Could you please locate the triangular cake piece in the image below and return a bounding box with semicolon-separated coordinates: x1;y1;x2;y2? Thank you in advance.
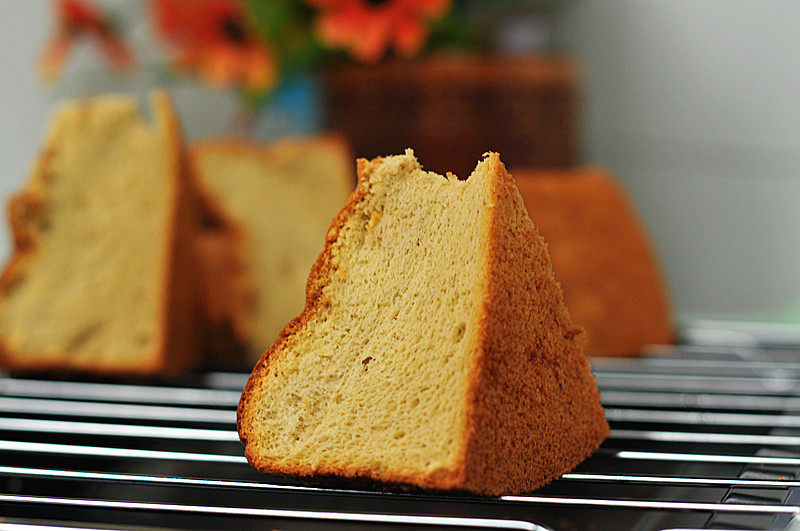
237;150;608;495
191;137;353;361
0;92;204;374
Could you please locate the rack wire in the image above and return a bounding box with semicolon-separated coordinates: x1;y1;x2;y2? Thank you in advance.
1;343;800;530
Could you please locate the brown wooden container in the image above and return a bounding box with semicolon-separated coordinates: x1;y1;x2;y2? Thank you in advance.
323;54;577;177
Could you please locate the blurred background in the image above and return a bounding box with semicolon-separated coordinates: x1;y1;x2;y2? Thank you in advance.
1;0;800;341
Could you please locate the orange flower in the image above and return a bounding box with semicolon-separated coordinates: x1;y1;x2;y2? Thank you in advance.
39;0;134;81
151;0;277;93
308;0;450;63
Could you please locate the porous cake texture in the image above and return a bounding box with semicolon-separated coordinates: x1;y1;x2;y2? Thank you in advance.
238;150;608;495
0;92;206;374
515;168;672;357
191;137;353;361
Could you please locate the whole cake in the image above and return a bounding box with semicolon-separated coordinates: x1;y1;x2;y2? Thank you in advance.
0;91;222;374
238;150;608;495
191;137;353;362
515;168;672;357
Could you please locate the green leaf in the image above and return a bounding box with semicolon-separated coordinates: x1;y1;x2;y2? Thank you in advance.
241;0;324;73
242;0;295;43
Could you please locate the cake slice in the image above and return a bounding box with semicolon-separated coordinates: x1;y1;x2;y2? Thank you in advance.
0;91;202;374
191;183;252;369
515;168;672;357
191;137;353;361
238;150;608;495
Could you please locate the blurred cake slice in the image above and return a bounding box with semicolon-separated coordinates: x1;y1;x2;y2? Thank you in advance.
191;137;353;362
0;91;203;374
515;167;673;357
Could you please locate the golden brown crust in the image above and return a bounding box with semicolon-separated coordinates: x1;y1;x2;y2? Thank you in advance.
460;154;608;495
0;149;61;369
238;153;608;494
0;149;57;305
184;148;252;367
514;168;673;357
145;91;196;375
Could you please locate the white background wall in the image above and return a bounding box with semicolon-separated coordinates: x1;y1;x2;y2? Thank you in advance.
1;1;799;324
553;1;800;323
0;0;54;251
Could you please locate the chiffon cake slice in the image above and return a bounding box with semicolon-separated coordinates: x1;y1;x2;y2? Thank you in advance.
191;137;353;362
0;92;202;374
238;150;609;495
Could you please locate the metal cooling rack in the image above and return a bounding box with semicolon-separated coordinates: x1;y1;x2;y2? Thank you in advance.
2;341;800;529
